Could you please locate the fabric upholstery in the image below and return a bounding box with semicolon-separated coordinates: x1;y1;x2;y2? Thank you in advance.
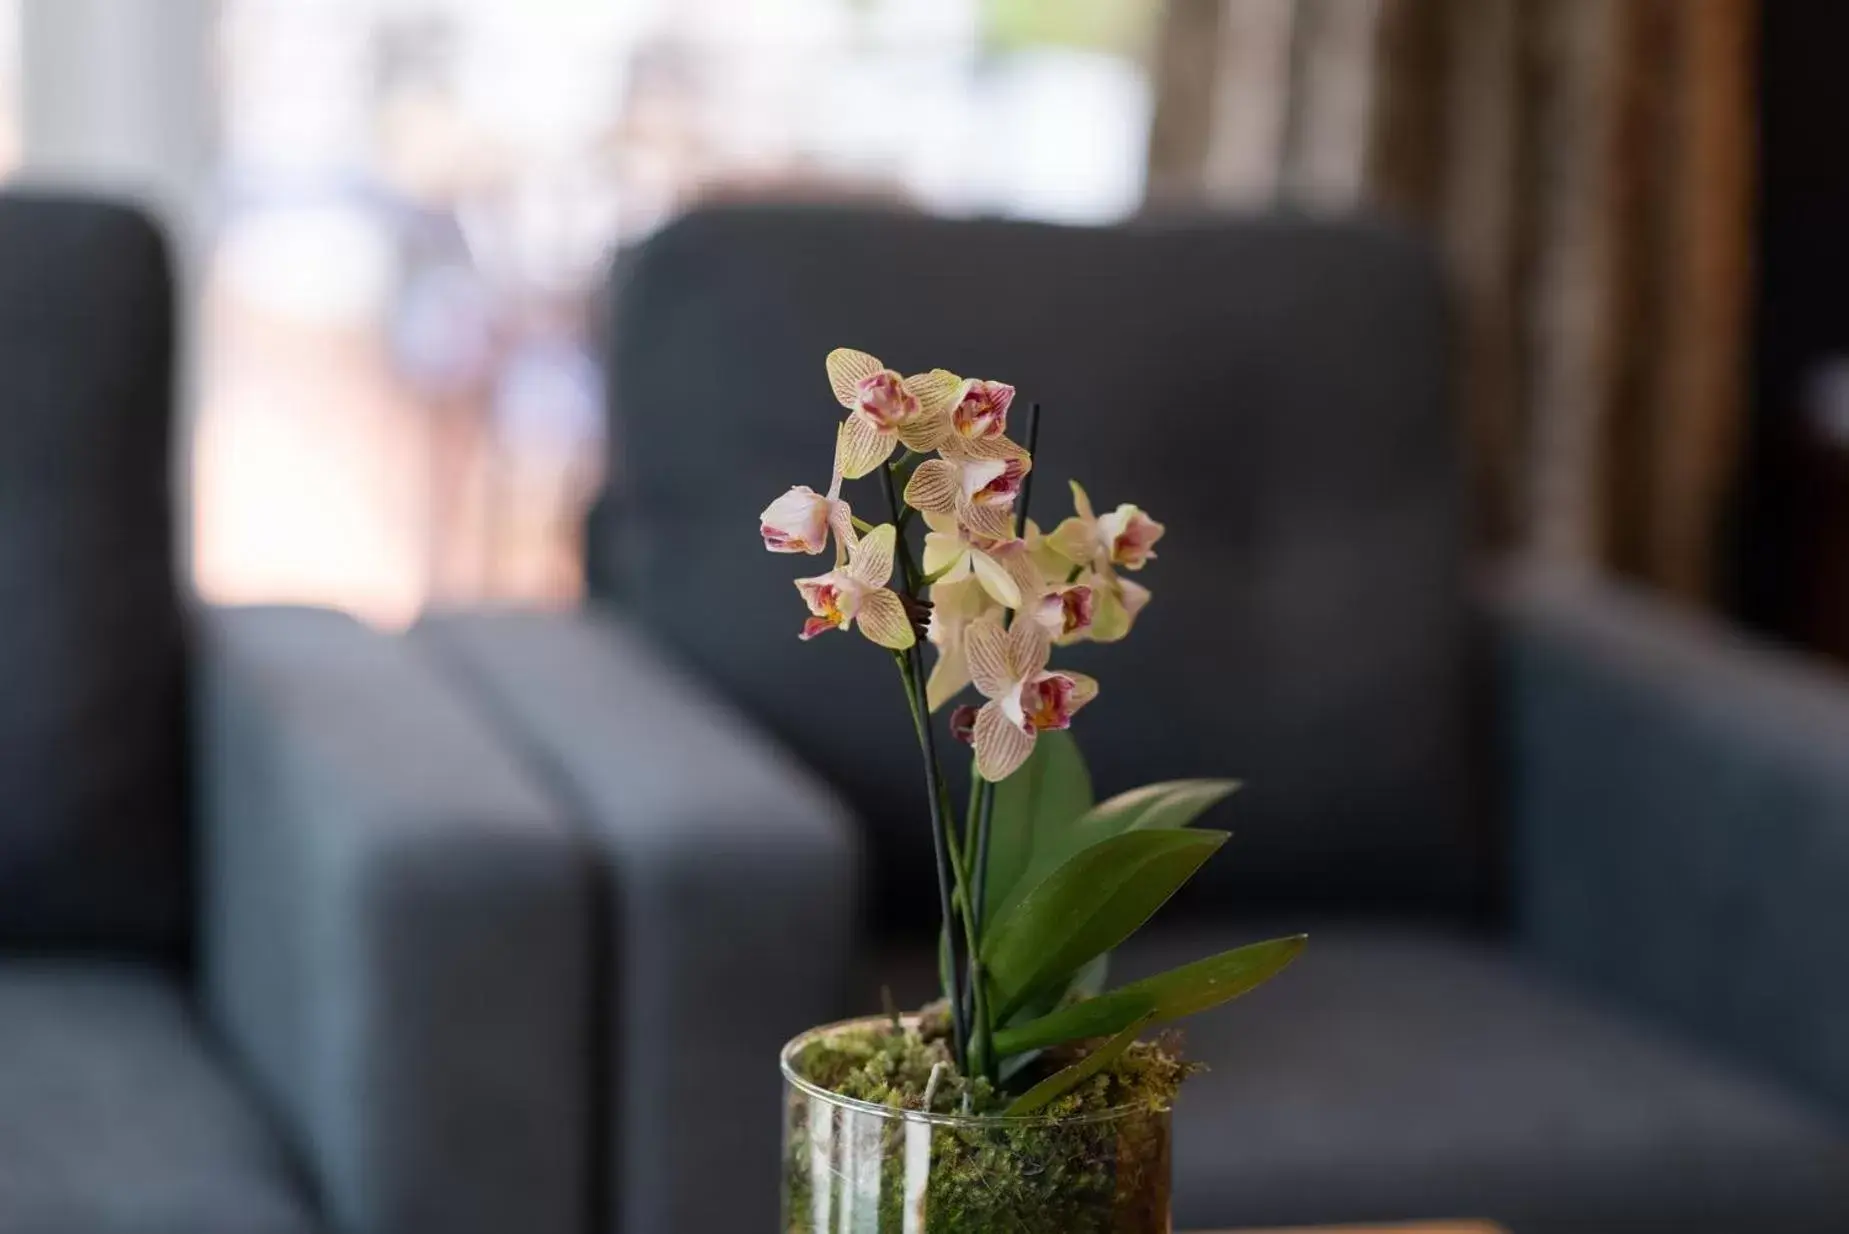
0;192;187;951
415;608;861;1234
1131;925;1849;1234
0;962;319;1234
198;606;592;1234
857;926;1849;1233
595;205;1479;929
1495;565;1849;1119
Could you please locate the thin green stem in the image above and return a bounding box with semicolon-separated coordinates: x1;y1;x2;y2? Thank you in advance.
962;402;1042;1083
884;468;924;590
881;462;973;1073
970;774;997;927
892;650;969;1071
1012;401;1043;543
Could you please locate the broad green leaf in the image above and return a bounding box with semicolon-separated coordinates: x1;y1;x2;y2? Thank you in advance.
1078;779;1239;838
989;778;1239;928
982;829;1228;1022
1004;953;1110;1028
980;729;1092;924
1068;952;1111;1001
1003;1014;1154;1116
993;935;1308;1057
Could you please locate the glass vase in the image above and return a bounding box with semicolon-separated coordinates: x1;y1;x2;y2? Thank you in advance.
781;1017;1172;1234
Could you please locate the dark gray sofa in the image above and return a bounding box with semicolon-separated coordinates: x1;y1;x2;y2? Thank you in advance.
419;205;1849;1233
0;193;593;1234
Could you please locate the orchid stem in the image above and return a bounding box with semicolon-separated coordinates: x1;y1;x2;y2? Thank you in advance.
881;461;971;1073
962;401;1041;1084
1013;401;1042;545
892;649;969;1072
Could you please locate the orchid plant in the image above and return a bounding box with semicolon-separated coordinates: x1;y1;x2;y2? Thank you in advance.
760;348;1304;1111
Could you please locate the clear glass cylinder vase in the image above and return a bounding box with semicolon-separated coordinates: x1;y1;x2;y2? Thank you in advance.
781;1018;1173;1234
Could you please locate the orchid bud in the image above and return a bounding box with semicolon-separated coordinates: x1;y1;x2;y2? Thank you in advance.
949;704;980;746
1098;504;1164;570
760;486;834;554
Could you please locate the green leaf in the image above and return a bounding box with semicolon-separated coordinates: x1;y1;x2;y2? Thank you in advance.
989;778;1239;928
982;829;1228;1022
1078;779;1239;837
1068;952;1111;1001
1003;1014;1154;1116
993;935;1308;1057
981;730;1093;924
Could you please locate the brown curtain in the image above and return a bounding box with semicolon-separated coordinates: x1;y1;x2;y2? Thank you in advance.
1147;0;1757;606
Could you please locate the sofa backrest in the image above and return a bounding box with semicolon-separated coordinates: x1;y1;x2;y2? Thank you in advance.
593;205;1482;931
0;194;188;952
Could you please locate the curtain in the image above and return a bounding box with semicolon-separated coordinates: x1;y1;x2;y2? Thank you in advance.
1147;0;1757;605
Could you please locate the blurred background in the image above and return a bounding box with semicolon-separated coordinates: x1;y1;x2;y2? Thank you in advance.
10;3;1849;1234
6;0;1833;651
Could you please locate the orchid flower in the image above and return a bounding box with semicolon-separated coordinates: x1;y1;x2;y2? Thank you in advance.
905;370;1022;457
924;575;1001;711
928;538;1078;708
759;454;855;565
963;615;1098;782
1047;480;1165;571
793;524;916;649
902;447;1032;541
1045;481;1162;642
1027;582;1096;644
827;348;957;479
920;510;1022;608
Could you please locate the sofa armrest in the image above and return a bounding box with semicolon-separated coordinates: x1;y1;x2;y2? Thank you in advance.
414;609;862;1234
197;607;592;1234
1493;565;1849;1110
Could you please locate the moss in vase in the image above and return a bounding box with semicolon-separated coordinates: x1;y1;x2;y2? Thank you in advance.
783;1018;1195;1233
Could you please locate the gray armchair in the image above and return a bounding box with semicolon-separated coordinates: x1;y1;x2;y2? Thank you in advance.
0;194;591;1234
419;205;1849;1234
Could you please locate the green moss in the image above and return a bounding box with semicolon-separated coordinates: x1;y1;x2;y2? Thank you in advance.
783;1019;1195;1233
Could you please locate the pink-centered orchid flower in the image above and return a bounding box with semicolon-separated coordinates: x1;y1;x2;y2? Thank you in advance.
759;470;854;565
951;378;1014;440
827;348;956;479
963;616;1098;782
1047;480;1165;572
1028;583;1096;644
903;449;1032;541
903;369;1021;452
793;524;916;650
1045;481;1161;643
906;369;1018;446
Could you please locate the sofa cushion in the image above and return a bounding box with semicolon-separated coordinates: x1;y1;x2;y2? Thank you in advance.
597;205;1478;930
861;925;1849;1232
0;963;319;1234
0;194;187;950
1116;926;1849;1234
